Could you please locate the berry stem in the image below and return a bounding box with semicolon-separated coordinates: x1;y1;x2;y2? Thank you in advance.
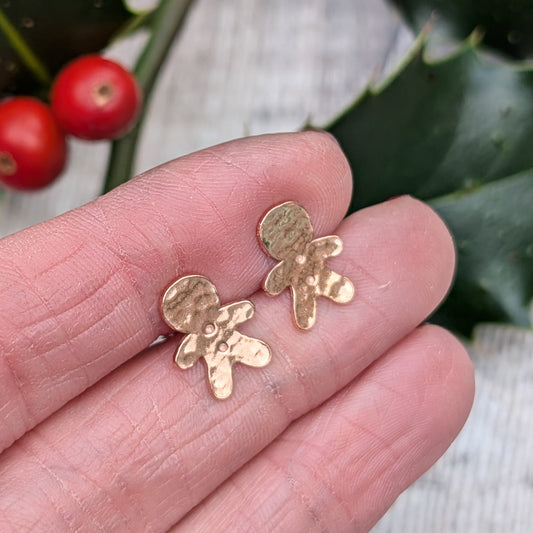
102;0;195;194
0;6;52;87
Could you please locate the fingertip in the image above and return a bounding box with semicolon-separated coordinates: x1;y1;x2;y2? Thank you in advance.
391;196;457;292
380;323;475;457
416;323;475;427
378;196;457;311
333;195;457;341
296;130;353;219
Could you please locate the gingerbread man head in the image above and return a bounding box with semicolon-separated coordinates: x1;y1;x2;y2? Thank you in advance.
258;201;314;260
161;275;220;334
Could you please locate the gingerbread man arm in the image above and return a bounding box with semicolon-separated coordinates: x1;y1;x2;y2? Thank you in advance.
291;284;318;330
264;262;289;295
218;301;254;326
175;334;203;369
205;357;233;400
319;267;355;304
310;235;343;259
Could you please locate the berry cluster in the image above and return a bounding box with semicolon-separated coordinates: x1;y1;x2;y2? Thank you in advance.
0;55;142;191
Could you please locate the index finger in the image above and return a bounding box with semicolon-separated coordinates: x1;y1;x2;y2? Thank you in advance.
0;131;352;452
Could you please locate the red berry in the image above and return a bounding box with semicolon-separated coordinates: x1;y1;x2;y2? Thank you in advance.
0;97;67;191
51;55;142;140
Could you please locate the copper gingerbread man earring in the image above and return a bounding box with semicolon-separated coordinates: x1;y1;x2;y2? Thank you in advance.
258;201;354;330
160;275;271;399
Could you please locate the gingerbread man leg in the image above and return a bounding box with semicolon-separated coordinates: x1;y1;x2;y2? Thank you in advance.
291;284;318;330
319;267;355;304
232;334;272;368
205;357;234;400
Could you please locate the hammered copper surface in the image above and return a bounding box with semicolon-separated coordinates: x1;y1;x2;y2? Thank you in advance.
161;275;271;399
259;201;354;330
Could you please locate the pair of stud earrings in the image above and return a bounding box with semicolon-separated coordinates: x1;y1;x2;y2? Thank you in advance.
160;201;355;399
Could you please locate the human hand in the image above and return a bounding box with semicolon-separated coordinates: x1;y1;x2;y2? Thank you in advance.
0;132;474;532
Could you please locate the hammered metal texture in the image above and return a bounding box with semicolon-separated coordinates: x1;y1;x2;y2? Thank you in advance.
161;275;271;399
259;202;355;330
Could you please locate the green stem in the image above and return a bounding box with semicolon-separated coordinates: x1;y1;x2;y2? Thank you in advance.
102;0;195;194
0;6;52;87
109;9;155;44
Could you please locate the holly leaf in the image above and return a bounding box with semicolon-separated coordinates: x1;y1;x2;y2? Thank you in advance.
430;172;533;334
0;0;135;97
389;0;533;58
326;37;533;335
